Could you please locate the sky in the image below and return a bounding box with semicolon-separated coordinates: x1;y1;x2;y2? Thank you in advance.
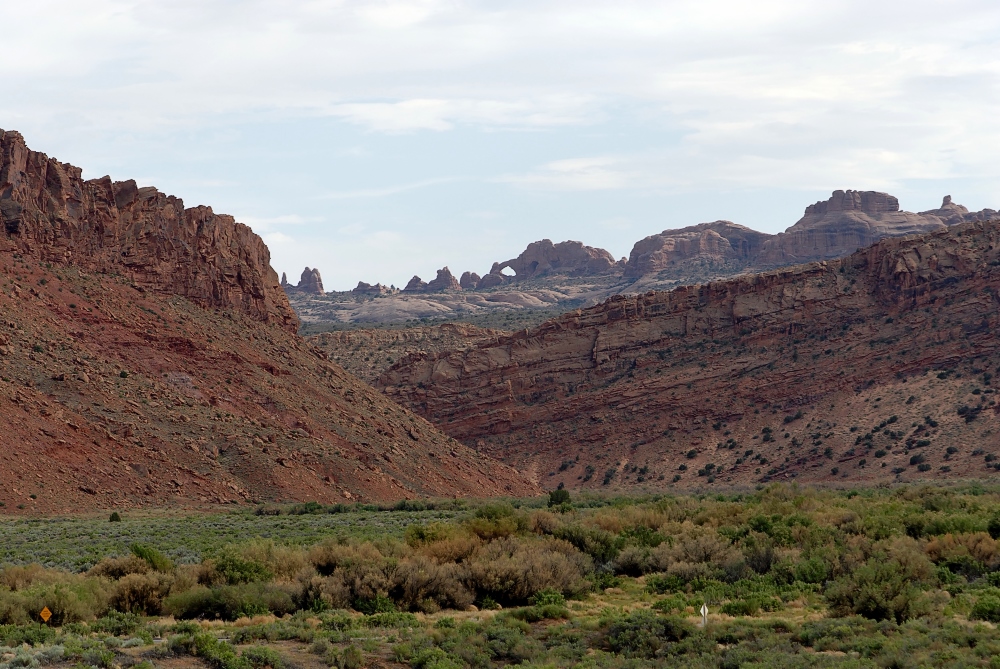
2;1;999;290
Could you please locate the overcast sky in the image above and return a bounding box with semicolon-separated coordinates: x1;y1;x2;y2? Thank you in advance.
3;1;999;289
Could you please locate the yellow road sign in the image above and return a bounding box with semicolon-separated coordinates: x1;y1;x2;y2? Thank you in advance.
40;607;52;623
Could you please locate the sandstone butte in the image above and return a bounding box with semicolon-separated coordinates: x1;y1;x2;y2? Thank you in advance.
626;191;998;280
0;129;534;513
379;218;1000;490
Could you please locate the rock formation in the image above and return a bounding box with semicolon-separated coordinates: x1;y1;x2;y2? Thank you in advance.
489;239;620;281
404;268;461;293
353;281;393;296
404;275;428;292
624;221;773;279
295;267;325;294
476;272;508;289
0;129;298;332
754;190;986;266
426;267;461;292
459;271;481;290
380;218;1000;489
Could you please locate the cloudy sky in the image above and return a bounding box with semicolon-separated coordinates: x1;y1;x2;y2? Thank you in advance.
3;1;999;289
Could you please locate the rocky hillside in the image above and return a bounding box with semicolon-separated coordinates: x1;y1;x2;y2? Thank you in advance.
0;130;535;513
379;219;1000;490
308;323;507;383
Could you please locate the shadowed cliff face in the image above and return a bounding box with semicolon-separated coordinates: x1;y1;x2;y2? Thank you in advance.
379;220;1000;489
0;129;298;332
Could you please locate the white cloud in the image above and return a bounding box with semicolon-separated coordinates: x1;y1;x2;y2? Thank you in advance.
499;157;636;191
317;177;465;199
4;0;1000;288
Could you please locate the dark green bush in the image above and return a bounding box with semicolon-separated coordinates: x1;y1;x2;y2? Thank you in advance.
91;611;143;636
164;584;296;621
213;555;274;585
0;622;56;647
971;596;1000;622
605;610;692;658
825;559;928;623
548;489;571;507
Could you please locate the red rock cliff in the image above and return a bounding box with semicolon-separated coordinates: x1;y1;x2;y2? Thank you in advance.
0;129;297;331
379;219;1000;489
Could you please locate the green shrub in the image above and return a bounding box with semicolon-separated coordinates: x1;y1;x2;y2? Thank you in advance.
91;611;143;636
411;647;461;669
240;646;287;669
0;622;56;647
971;596;1000;622
793;557;829;584
213;554;274;585
353;594;395;615
605;610;692;658
552;525;623;563
548;489;571;507
130;544;173;572
825;559;929;623
163;584;296;621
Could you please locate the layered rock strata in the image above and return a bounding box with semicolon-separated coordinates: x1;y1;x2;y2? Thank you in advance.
380;219;1000;489
0;129;297;332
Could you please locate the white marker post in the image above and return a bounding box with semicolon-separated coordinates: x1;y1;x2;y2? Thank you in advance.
700;603;708;628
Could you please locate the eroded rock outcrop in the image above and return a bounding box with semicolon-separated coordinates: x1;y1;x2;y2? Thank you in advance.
755;190;985;266
297;267;325;294
380;218;1000;490
490;239;620;281
404;268;461;293
353;281;393;296
0;129;297;331
460;271;481;290
625;221;772;279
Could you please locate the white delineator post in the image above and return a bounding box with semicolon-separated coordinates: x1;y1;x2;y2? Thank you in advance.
700;603;708;628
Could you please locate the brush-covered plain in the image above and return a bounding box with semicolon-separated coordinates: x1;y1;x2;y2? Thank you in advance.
6;485;1000;668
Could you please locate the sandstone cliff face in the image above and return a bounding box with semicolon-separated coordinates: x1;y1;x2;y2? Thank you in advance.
380;219;1000;489
625;221;772;279
0;129;297;332
754;190;983;266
